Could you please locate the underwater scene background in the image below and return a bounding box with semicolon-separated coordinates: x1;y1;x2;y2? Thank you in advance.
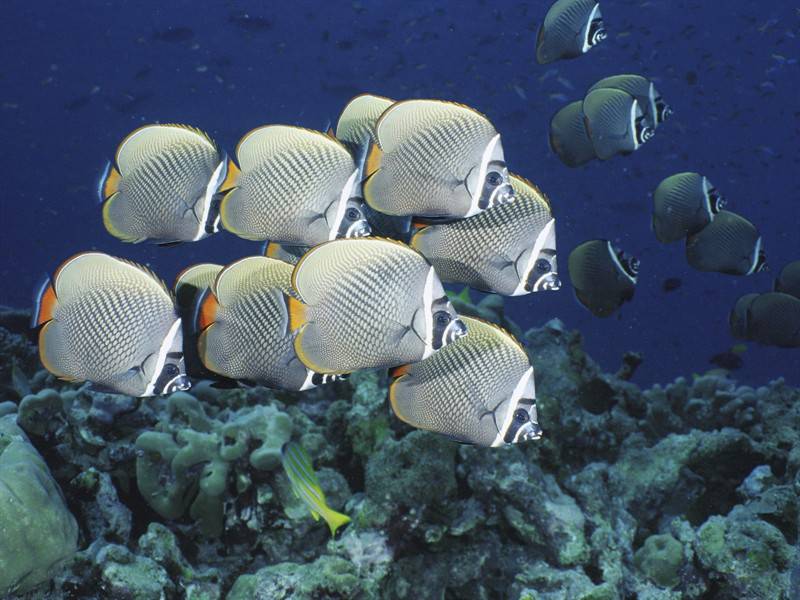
0;0;799;598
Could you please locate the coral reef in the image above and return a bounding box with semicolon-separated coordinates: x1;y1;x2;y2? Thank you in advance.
0;307;799;599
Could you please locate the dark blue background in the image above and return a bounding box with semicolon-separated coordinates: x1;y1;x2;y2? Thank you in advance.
1;0;797;386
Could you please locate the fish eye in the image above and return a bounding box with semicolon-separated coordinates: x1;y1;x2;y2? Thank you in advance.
513;409;529;422
346;207;361;221
485;171;503;187
434;310;451;327
628;257;640;274
535;258;551;273
163;363;179;377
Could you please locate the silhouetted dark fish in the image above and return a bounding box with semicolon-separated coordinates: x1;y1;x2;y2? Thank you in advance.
662;278;682;292
105;91;153;114
709;352;743;370
134;66;152;80
151;27;195;43
228;12;272;32
64;95;91;111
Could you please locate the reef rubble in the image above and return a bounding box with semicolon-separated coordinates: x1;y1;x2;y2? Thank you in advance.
0;306;798;600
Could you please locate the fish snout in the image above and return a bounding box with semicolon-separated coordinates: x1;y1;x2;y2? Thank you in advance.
166;375;192;394
517;421;543;442
347;220;372;238
444;318;468;345
539;272;561;291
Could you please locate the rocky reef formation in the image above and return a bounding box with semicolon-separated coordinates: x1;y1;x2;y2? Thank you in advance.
0;306;798;599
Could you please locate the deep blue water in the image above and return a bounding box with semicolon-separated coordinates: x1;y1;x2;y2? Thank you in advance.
1;0;797;386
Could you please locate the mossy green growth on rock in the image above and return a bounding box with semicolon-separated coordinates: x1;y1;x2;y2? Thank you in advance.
135;392;291;536
0;415;78;595
634;533;684;588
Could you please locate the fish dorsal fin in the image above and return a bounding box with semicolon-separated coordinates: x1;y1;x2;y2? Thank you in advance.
287;296;308;332
363;142;383;178
219;158;241;192
291;237;421;304
460;315;528;357
174;263;223;296
375;99;491;154
235;125;351;171
509;173;552;211
116;124;216;175
213;256;293;307
53;252;172;304
336;93;394;142
100;164;122;200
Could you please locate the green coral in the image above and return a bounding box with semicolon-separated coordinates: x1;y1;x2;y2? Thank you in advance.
135;392;291;536
634;534;684;588
0;415;78;595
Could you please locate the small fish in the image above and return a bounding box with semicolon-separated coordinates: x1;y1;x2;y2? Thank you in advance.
363;99;514;219
33;252;189;396
228;12;272;32
263;241;307;265
410;174;560;296
99;124;228;244
662;277;682;292
709;351;743;371
389;316;542;447
742;292;800;348
195;257;336;391
729;293;760;340
652;172;726;243
286;238;466;374
536;0;607;65
219;126;371;246
582;88;655;160
549;100;597;167
568;240;638;317
281;442;350;536
173;263;223;379
334;93;394;160
774;260;800;299
685;210;766;276
587;74;672;127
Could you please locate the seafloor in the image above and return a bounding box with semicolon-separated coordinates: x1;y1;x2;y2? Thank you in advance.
1;298;798;600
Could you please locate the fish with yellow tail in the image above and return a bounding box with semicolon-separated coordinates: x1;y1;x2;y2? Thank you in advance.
281;441;351;536
99;124;228;245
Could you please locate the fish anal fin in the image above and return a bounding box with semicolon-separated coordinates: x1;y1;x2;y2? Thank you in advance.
362;171;380;210
101;164;122;199
102;193;139;243
38;320;74;380
219;158;240;192
265;242;281;259
364;141;383;178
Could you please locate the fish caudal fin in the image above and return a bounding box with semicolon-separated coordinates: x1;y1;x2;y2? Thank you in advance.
286;295;308;332
100;163;122;200
322;506;351;537
363;141;383;178
219;158;240;192
32;277;57;327
196;288;219;332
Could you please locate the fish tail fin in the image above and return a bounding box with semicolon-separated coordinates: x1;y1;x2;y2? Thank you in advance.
195;288;219;333
219;158;241;192
363;141;382;178
32;275;57;328
264;241;281;259
322;507;351;537
286;295;308;332
98;161;121;201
